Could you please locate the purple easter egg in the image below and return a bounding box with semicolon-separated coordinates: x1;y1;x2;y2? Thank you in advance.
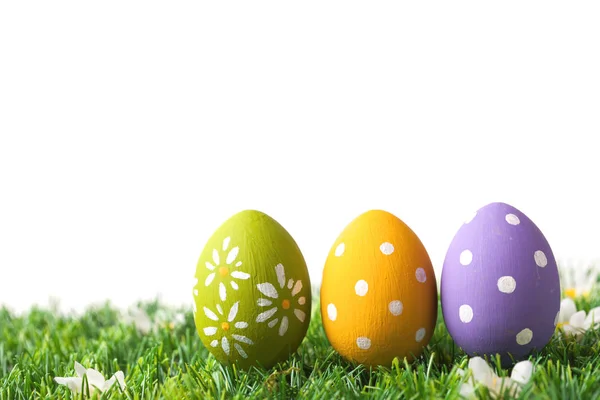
441;202;560;365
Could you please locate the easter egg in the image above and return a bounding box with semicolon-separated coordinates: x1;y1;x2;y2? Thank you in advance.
320;210;438;367
193;210;312;369
440;202;560;365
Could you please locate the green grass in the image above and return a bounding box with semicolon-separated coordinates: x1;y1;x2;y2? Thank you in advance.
2;289;600;399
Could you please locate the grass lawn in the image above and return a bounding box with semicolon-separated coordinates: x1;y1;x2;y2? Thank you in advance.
2;288;600;399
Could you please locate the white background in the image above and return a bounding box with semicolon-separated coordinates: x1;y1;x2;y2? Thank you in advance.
1;2;599;313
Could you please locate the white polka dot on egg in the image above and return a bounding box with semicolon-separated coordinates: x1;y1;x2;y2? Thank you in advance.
497;276;517;294
534;250;548;268
459;304;473;323
388;300;403;316
380;242;394;255
516;328;533;345
356;336;371;350
460;250;473;266
415;268;427;283
415;328;426;342
327;303;338;321
335;243;345;257
355;280;369;296
505;213;520;225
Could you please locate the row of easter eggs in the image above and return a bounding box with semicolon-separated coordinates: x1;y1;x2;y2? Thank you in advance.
192;202;560;369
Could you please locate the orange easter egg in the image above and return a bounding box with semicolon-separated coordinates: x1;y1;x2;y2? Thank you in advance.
320;210;438;367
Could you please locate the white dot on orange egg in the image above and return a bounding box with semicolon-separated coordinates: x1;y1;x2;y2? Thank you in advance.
388;300;403;316
415;268;427;283
356;336;371;350
335;243;345;257
380;242;394;255
355;280;369;296
327;303;337;321
415;328;426;342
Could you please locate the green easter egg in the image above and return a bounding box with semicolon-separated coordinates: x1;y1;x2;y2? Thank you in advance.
193;210;312;369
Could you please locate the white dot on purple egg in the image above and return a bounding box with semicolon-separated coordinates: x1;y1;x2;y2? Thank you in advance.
516;328;533;345
459;304;473;323
534;250;548;268
460;250;473;266
497;276;517;294
505;213;520;225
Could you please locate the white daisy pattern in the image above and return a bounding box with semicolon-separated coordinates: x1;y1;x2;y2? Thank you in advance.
203;236;251;302
202;301;254;359
255;263;308;336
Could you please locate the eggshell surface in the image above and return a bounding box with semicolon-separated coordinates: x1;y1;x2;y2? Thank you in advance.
193;210;311;369
441;202;560;364
321;210;438;367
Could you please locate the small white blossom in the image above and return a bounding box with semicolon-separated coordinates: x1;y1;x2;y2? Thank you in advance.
54;361;126;395
457;357;533;399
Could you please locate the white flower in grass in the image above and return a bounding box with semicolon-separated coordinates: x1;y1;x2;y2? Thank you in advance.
203;301;254;359
557;298;587;340
457;357;533;399
202;236;250;302
54;361;126;395
255;263;307;336
558;298;600;340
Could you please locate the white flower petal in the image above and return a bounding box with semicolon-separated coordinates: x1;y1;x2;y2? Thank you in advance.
74;362;87;378
54;377;83;394
292;280;303;296
221;337;230;355
205;261;215;271
231;281;239;290
232;334;254;345
468;357;495;385
559;298;577;323
226;246;239;265
268;318;279;328
212;249;220;266
584;307;600;330
294;309;306;323
571;310;587;329
458;382;475;398
205;273;216;287
203;307;219;321
228;302;239;322
210;340;218;347
231;271;250;280
204;327;218;336
234;343;248;359
257;283;279;298
85;369;106;391
257;298;272;306
511;360;534;385
219;282;227;301
279;316;289;336
288;279;294;289
216;304;224;315
235;321;248;329
275;263;286;289
222;237;230;251
256;307;278;322
236;261;242;267
298;296;306;305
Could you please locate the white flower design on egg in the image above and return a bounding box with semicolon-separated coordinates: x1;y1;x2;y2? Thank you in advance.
203;236;251;301
202;301;254;359
255;263;307;336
